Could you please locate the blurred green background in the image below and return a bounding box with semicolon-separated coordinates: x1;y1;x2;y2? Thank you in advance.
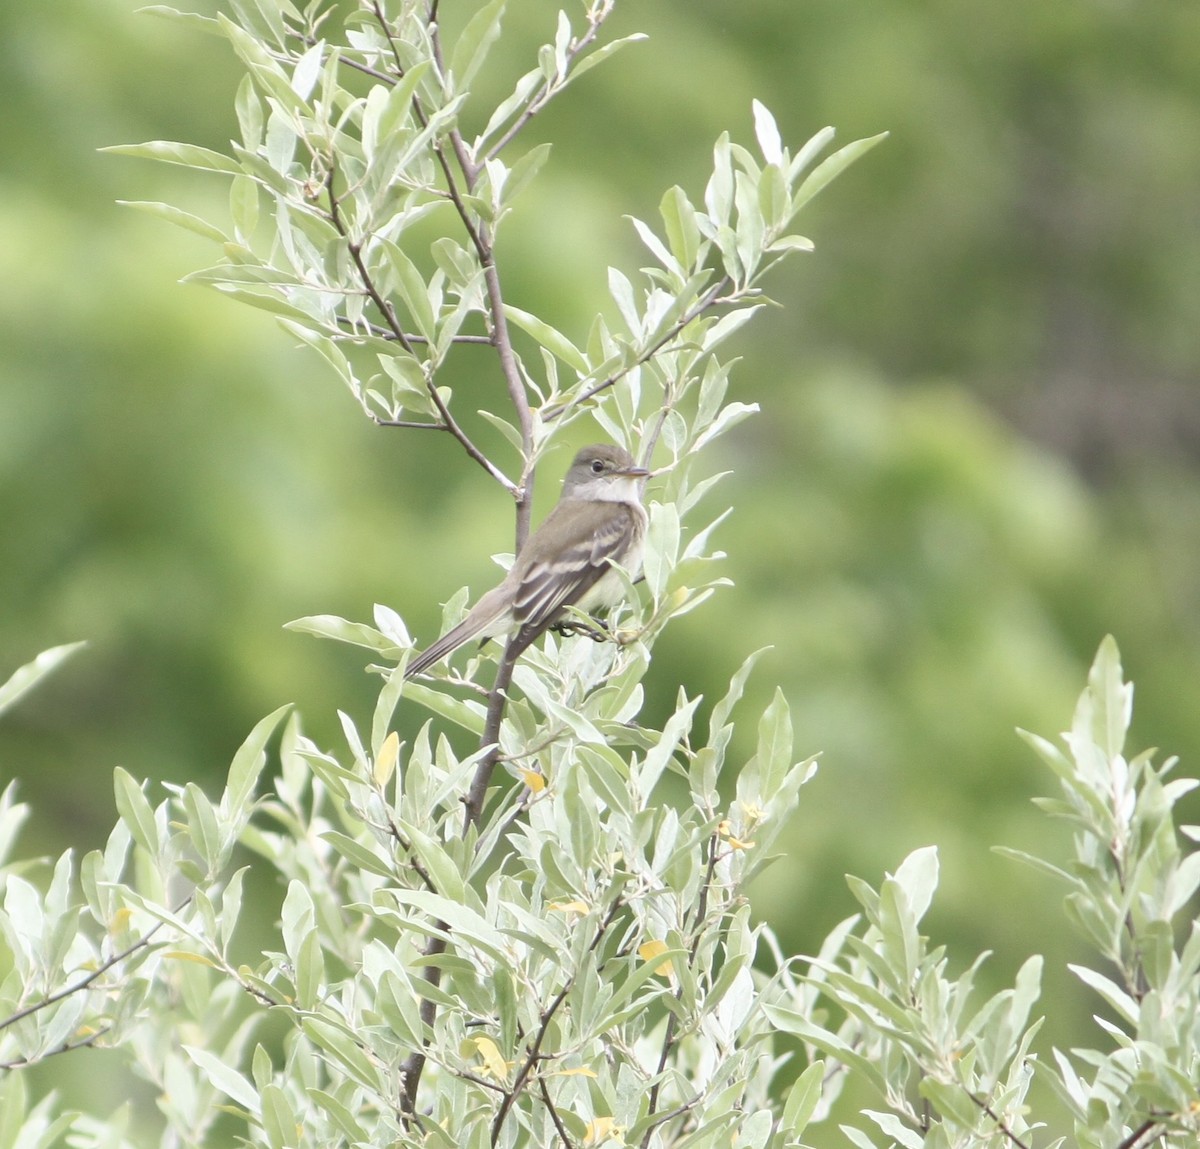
3;0;1200;1095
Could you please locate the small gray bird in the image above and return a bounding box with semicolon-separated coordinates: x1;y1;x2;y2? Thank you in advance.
404;444;650;678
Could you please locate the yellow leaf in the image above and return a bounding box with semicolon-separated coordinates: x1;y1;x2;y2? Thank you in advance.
110;907;134;934
638;939;672;974
520;768;546;793
470;1035;511;1080
585;1117;621;1145
163;950;218;966
548;900;589;916
374;731;400;787
550;1066;598;1078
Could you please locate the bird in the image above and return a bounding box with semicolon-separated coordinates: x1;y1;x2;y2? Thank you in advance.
404;443;650;678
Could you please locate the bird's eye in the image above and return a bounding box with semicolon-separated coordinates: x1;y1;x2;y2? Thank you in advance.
590;459;606;474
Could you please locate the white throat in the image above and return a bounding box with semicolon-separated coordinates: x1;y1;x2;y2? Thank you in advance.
567;474;643;503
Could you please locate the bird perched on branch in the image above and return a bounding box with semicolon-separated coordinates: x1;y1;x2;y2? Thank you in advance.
404;443;649;678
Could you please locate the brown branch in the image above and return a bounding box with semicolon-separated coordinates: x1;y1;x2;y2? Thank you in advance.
491;897;626;1147
966;1090;1034;1149
0;918;168;1036
1114;1118;1164;1149
481;2;618;165
543;276;732;422
538;1076;578;1149
324;162;516;493
640;830;721;1147
463;628;535;833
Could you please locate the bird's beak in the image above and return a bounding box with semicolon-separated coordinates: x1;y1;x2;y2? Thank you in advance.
620;464;651;478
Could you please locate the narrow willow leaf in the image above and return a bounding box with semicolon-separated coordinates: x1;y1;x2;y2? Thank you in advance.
113;768;160;857
751;100;783;166
184;1045;261;1113
102;140;243;175
0;642;86;718
659;185;702;271
790;132;888;218
138;5;223;34
226;704;290;818
118;200;228;244
566;34;649;85
504;305;588;374
284;614;403;656
450;0;506;90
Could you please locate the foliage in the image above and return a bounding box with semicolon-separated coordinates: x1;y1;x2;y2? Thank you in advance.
5;623;1200;1148
3;3;1200;1149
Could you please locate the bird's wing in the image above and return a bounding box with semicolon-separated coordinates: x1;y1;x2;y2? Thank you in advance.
511;501;639;630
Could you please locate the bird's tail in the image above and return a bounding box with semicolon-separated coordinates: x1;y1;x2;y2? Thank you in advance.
404;588;508;678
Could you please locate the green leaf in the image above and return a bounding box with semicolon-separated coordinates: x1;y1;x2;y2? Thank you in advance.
790;131;888;218
751;100;783;166
260;1084;294;1149
1080;634;1131;762
103;140;243;175
566;33;649;85
754;688;793;800
284;614;404;656
916;1077;980;1129
0;642;85;718
136;6;223;35
226;704;290;820
185;1045;261;1113
183;782;222;872
113;768;160;857
504;305;588;374
117;200;228;243
502;141;553;207
402;681;486;735
891;845;939;926
1068;963;1139;1025
300;1018;383;1091
779;1060;825;1137
862;1111;923;1149
450;0;506;88
660;185;702;271
386;889;506;960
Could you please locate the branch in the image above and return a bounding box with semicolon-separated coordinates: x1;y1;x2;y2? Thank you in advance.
966;1090;1034;1149
481;2;619;165
1114;1118;1164;1149
364;2;535;545
538;1076;578;1149
543;276;732;422
463;628;536;832
492;897;627;1147
640;829;721;1146
0;917;167;1037
324;162;517;494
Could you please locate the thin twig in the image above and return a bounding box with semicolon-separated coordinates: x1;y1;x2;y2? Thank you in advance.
0;1024;114;1069
966;1091;1034;1149
481;2;618;165
0;919;168;1035
640;830;721;1146
1114;1118;1163;1149
543;277;732;422
491;897;626;1147
324;161;516;493
364;2;533;541
538;1076;577;1149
